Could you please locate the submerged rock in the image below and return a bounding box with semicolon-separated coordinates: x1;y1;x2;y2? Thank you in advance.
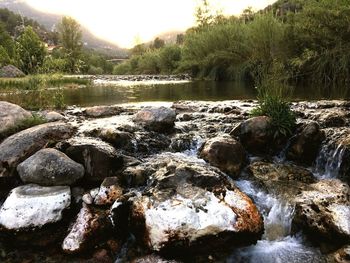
199;135;245;176
287;122;325;165
0;184;70;230
17;148;84;186
292;179;350;245
0;122;75;178
62;204;112;254
130;156;263;254
64;137;124;184
0;101;32;135
133;107;176;132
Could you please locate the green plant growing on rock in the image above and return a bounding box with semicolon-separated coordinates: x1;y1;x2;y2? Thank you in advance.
251;64;296;138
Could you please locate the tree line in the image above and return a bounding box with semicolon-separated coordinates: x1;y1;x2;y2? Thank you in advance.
0;9;114;75
115;0;350;93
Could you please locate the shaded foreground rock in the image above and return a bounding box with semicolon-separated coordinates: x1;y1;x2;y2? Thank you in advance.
0;101;32;135
17;148;84;186
62;204;112;254
130;156;263;254
287;122;325;165
133;107;176;132
199;135;245;176
292;180;350;245
0;122;75;178
64;137;124;184
0;184;70;230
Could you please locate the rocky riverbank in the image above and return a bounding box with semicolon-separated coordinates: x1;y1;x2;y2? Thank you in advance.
0;99;349;262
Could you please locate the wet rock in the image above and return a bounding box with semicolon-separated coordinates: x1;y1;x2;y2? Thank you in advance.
287;122;325;165
232;116;273;154
0;122;75;178
0;65;25;78
120;163;154;187
199;135;245;176
98;128;133;150
132;254;180;263
133;107;176;132
0;184;70;230
64;137;124;184
17;148;84;186
134;131;171;156
62;204;112;254
292;179;350;245
317;110;348;128
169;133;194;152
130;156;263;254
83;105;124;118
94;177;123;205
0;101;32;135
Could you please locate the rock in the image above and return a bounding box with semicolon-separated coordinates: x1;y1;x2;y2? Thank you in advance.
0;184;70;230
0;122;75;178
134;131;171;156
334;245;350;263
287;122;325;165
232;116;273;154
120;163;154;187
94;177;123;205
62;204;112;254
0;65;25;78
98;128;133;150
0;101;32;135
65;137;123;184
40;111;65;122
17;148;84;186
130;156;263;253
133;107;176;132
132;255;180;263
292;179;350;245
199;135;245;176
83;105;124;118
248;161;316;200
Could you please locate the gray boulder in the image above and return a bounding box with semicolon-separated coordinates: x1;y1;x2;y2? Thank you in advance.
199;135;245;176
0;65;25;78
17;148;84;186
0;184;71;230
0;101;32;135
83;105;124;118
0;122;75;178
64;137;123;184
133;107;176;132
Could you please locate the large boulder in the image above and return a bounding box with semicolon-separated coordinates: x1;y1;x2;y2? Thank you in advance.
17;148;84;186
199;135;245;176
292;180;350;245
133;107;176;132
62;204;112;254
0;184;71;230
0;65;25;78
0;122;75;178
232;116;273;154
130;156;263;254
0;101;32;135
64;137;124;184
287;122;325;165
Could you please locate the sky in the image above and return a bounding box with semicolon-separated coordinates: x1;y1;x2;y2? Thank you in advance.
25;0;276;48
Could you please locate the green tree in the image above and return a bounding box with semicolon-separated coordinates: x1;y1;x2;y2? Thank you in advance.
152;37;165;49
0;22;16;60
57;16;83;73
17;26;46;74
0;46;10;67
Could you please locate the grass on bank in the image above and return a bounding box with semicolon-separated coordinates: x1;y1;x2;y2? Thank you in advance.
0;114;46;141
0;74;90;110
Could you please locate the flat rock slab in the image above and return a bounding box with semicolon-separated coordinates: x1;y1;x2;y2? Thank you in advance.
0;122;75;178
17;148;84;186
0;184;71;230
0;101;32;134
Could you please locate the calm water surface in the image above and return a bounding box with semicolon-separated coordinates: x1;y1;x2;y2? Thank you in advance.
63;78;350;107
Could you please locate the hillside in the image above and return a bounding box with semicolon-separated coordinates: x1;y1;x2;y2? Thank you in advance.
0;0;127;56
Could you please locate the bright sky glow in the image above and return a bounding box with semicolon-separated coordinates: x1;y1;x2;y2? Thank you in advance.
25;0;276;48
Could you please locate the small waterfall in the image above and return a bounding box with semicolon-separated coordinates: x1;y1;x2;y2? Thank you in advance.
314;128;348;179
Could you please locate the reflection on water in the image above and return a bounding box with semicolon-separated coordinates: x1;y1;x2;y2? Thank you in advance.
62;79;350;107
63;80;256;107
